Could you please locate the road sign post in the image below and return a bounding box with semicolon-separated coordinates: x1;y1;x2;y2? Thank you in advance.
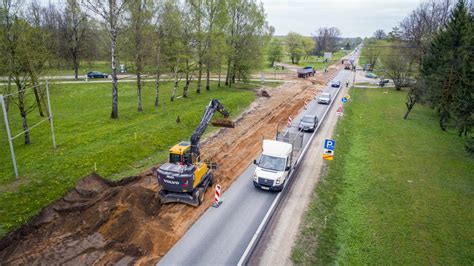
0;95;19;178
323;139;336;160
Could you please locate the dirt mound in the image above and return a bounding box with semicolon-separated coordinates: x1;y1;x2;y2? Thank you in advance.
0;173;162;265
0;61;346;265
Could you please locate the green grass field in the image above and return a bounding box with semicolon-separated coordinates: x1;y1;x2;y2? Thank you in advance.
282;50;349;69
0;81;256;236
292;87;473;265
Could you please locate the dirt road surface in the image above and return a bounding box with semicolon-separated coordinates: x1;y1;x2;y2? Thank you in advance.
0;63;345;265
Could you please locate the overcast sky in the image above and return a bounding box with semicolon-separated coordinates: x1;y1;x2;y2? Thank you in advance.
260;0;422;37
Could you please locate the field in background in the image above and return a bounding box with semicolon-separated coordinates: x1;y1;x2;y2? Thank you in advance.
292;87;473;265
261;50;350;74
0;81;256;236
284;50;349;68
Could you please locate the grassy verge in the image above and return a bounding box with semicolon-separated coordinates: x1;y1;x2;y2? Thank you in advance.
292;87;473;264
0;81;256;236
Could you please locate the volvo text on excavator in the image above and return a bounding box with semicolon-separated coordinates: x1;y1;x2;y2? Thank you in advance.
155;99;234;206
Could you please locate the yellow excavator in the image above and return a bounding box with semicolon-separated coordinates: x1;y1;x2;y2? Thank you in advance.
155;99;234;206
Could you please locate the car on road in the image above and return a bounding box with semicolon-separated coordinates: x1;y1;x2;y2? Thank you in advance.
377;79;390;86
253;140;293;192
87;71;108;79
366;72;378;79
331;80;341;88
298;114;319;132
317;92;332;105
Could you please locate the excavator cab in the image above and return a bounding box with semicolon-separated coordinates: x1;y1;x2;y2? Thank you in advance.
169;142;195;165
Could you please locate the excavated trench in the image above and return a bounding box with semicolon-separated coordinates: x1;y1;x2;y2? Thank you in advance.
0;66;344;265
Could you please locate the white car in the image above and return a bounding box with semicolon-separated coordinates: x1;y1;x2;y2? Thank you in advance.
318;92;332;104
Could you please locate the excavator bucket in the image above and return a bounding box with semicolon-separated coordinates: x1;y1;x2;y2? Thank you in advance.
211;118;235;128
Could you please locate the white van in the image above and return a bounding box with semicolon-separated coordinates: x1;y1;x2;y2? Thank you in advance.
253;140;293;191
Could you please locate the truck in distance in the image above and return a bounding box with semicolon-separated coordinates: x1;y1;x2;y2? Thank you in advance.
297;66;316;78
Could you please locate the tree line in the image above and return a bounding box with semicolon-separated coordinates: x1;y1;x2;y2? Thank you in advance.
367;0;473;150
0;0;271;144
267;27;361;66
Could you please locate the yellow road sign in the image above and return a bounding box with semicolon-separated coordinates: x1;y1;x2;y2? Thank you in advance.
323;154;334;160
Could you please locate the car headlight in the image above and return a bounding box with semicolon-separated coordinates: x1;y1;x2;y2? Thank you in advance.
253;174;258;181
276;179;280;185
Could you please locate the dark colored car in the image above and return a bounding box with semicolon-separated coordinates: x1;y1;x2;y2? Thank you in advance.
298;114;319;132
87;71;108;78
331;80;341;88
377;79;390;87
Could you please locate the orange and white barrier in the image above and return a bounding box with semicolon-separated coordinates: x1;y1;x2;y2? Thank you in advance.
287;116;293;127
304;100;309;109
213;184;222;208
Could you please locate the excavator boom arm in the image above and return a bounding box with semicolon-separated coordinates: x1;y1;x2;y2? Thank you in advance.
190;99;232;159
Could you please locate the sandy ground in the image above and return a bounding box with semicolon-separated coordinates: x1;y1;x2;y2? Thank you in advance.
0;64;344;265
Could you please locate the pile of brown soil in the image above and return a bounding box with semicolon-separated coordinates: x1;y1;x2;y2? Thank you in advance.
0;173;162;265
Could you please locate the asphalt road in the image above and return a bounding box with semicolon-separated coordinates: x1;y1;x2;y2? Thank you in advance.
158;66;355;265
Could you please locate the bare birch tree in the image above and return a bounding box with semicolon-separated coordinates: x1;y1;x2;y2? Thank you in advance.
83;0;128;119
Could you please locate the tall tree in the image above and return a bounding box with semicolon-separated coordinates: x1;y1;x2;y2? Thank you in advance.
203;0;226;91
126;0;153;112
400;0;453;65
158;0;184;101
364;45;382;70
225;0;268;87
61;0;88;80
83;0;128;119
420;0;472;134
313;27;341;55
180;2;196;98
301;36;314;60
0;1;49;144
373;29;386;39
286;31;304;64
380;42;414;90
188;0;204;93
387;26;402;40
267;38;283;67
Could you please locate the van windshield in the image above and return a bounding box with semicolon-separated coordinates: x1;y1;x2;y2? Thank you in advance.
258;155;286;171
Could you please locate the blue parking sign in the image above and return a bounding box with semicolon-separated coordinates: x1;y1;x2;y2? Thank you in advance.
324;139;336;150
